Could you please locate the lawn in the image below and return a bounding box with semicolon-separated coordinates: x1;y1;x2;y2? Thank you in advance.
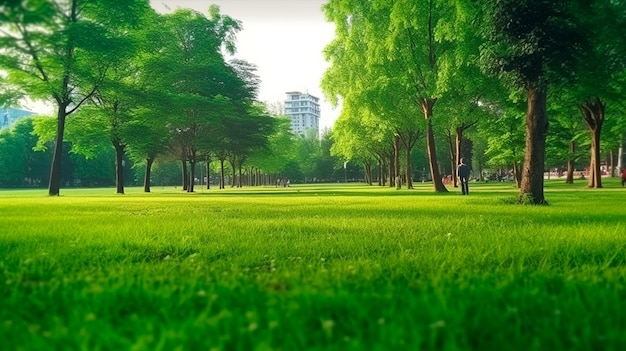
1;180;625;350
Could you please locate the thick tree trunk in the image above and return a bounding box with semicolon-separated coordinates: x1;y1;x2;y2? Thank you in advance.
113;140;125;195
579;97;604;188
48;105;69;196
519;88;548;204
143;157;154;192
566;139;575;184
421;98;447;192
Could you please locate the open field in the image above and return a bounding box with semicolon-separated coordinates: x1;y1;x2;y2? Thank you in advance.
1;180;626;350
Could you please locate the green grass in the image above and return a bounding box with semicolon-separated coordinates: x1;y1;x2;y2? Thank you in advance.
1;180;626;350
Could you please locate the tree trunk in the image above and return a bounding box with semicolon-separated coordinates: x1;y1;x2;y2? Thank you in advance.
579;97;604;189
228;159;237;188
388;155;394;188
238;165;243;188
519;87;548;204
113;140;125;194
48;105;69;196
394;134;401;189
566;139;575;184
364;161;372;185
608;150;615;178
446;130;456;187
405;146;413;189
421;98;447;192
143;157;154;192
188;160;196;192
219;159;225;189
206;162;210;189
513;162;521;188
181;160;188;191
454;127;464;188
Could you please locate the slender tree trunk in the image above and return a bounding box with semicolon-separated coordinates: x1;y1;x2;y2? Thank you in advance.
219;159;225;189
519;87;548;204
608;151;615;178
566;139;575;184
454;128;464;188
405;147;413;189
206;162;210;189
181;160;188;191
238;165;243;188
446;130;456;187
113;140;125;194
378;158;384;186
229;160;236;188
143;157;154;193
513;162;521;188
188;160;196;192
421;98;447;192
579;97;604;189
48;105;69;196
394;135;401;189
387;156;396;188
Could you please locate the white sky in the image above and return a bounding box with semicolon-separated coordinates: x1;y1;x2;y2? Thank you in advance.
152;0;339;129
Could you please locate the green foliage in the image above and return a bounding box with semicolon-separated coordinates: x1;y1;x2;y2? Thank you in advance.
1;182;626;349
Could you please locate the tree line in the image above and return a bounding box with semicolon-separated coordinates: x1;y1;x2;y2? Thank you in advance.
0;116;361;189
321;0;626;204
0;0;323;193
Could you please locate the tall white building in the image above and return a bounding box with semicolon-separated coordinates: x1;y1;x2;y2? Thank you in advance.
284;91;320;136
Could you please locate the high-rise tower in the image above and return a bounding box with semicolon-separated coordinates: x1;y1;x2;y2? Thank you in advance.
284;91;320;136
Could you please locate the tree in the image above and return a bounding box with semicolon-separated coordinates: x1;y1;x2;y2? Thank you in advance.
475;0;585;204
145;7;242;192
565;0;626;188
0;0;151;195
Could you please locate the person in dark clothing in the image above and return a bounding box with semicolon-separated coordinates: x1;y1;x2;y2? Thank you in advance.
457;158;470;195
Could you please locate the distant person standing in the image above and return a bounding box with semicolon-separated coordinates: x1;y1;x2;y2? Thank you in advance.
621;167;626;187
457;158;470;195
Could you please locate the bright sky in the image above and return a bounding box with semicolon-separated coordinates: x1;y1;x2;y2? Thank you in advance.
152;0;339;130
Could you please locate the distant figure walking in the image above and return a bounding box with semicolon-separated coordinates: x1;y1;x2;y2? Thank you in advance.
621;167;626;187
457;158;470;195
